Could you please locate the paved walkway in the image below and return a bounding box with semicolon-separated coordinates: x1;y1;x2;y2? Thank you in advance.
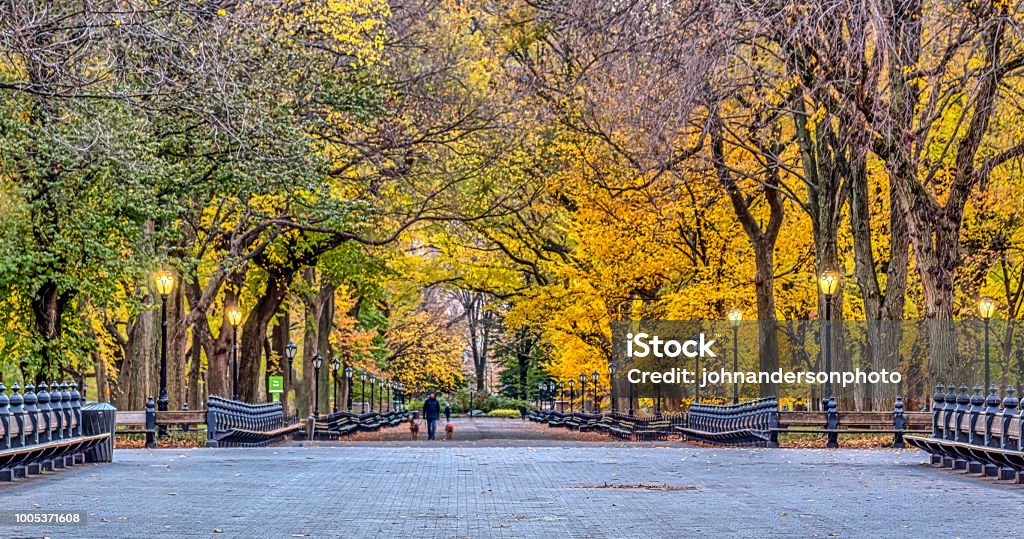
1;420;1021;538
307;417;689;447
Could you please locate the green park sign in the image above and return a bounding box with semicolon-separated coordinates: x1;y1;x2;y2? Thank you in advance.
268;376;284;403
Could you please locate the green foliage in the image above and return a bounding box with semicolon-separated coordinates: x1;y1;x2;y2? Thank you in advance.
486;408;522;418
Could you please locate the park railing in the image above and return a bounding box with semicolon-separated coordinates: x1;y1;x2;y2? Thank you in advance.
205;396;300;447
676;397;777;446
531;399;925;448
769;398;929;448
906;383;1024;482
115;398;207;448
0;381;116;482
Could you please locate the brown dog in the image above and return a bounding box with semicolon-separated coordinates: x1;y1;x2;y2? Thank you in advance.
445;422;454;440
409;418;420;440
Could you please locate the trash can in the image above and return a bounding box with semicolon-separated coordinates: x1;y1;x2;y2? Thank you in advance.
81;403;117;463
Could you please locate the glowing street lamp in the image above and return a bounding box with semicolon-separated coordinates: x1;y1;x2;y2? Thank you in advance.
979;296;996;390
228;307;243;400
818;269;840;406
154;271;174;435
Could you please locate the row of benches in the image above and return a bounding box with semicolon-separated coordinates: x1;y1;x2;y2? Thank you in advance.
0;381;116;482
309;409;410;439
676;397;777;446
906;383;1024;482
528;409;686;441
205;396;302;447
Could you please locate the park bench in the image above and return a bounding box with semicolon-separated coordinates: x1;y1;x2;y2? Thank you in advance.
564;413;582;430
769;398;929;448
529;409;553;423
0;382;116;481
593;414;615;433
386;410;408;427
676;397;777;446
314;411;360;437
634;413;684;441
906;383;1024;482
115;398;208;447
576;413;602;432
607;414;636;439
546;411;566;428
357;412;384;431
205;396;300;447
635;417;672;441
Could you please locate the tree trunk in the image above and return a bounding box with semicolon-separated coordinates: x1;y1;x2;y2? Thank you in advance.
187;324;204;410
753;240;780;397
166;279;188;409
30;281;73;381
118;292;159;410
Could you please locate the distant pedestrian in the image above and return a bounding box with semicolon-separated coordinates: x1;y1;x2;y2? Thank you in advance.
422;392;442;440
444;403;452;423
519;404;527;420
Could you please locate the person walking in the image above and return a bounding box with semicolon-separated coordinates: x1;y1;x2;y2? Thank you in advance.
422;392;442;440
444;403;452;423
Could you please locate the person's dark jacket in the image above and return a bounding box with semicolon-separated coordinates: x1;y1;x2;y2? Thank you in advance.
422;397;441;420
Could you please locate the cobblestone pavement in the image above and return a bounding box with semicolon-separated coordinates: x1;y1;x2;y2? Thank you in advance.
1;420;1021;538
306;417;692;446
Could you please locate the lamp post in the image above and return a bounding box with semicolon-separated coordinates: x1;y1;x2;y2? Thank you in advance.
154;271;173;437
330;358;340;413
568;379;575;414
378;379;385;411
728;309;743;404
228;308;242;401
360;371;367;413
557;381;564;412
579;372;588;412
591;370;599;412
285;342;297;412
312;354;323;418
628;375;635;416
818;269;840;409
369;374;376;412
345;366;354;411
609;364;617;412
979;296;996;390
537;382;545;410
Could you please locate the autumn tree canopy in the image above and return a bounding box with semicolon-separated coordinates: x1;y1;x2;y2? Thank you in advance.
2;0;1023;413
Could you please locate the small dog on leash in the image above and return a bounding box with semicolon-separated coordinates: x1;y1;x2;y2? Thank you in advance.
445;422;454;440
409;418;420;440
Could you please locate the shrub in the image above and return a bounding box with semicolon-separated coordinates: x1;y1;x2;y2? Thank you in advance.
487;408;522;418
